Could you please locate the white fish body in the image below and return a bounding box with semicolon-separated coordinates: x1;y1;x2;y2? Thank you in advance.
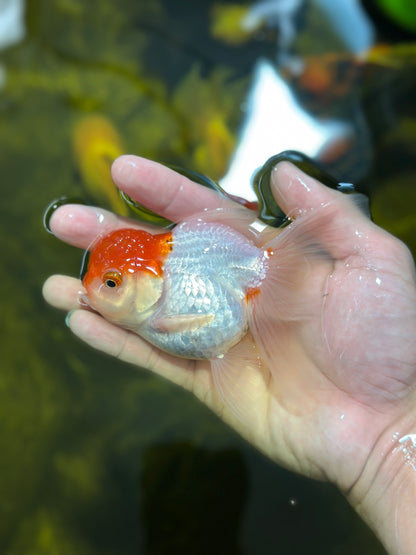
137;220;268;359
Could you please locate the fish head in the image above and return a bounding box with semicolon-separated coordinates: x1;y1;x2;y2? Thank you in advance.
82;228;172;327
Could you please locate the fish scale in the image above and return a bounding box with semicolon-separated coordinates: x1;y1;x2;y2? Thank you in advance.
139;221;267;359
82;219;268;360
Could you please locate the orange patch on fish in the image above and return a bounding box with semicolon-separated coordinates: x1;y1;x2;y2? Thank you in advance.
83;228;173;290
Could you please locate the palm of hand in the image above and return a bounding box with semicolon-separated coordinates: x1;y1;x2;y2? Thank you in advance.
43;156;416;494
261;228;416;488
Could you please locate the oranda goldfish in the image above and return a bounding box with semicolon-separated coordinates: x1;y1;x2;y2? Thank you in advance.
82;217;270;359
81;208;330;411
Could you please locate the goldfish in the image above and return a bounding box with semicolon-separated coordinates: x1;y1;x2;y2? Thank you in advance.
72;115;129;216
81;204;330;415
82;217;270;359
210;4;260;45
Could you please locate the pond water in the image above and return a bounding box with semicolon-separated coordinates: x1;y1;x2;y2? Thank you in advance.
1;0;415;553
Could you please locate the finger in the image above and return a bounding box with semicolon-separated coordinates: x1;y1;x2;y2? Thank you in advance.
271;162;378;260
271;161;344;214
66;308;200;390
48;204;162;250
111;155;237;222
43;275;217;401
42;275;84;311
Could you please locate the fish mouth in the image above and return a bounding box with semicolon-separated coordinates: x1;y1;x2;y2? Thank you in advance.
78;291;91;309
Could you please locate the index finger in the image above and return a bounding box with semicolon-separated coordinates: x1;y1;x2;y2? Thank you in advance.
111;155;237;222
48;204;157;250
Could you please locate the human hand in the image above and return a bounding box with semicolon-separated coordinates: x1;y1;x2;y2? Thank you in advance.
43;155;416;553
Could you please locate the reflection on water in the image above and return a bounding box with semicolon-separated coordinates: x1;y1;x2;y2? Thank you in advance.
0;0;25;50
1;0;415;553
314;0;374;53
219;59;350;200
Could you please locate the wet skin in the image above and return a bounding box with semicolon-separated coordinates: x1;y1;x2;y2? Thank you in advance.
43;155;416;554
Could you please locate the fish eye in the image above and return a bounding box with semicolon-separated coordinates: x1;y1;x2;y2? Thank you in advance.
102;271;123;289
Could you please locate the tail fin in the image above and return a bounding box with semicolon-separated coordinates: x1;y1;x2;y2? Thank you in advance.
248;203;340;382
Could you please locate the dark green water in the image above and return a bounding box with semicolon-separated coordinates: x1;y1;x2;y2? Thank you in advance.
1;0;415;553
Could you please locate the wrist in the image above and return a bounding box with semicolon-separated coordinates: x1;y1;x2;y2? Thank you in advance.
347;402;416;554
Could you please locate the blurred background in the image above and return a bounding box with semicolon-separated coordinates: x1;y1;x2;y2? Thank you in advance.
1;0;415;553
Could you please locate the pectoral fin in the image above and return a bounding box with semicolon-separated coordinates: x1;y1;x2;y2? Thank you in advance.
153;313;215;333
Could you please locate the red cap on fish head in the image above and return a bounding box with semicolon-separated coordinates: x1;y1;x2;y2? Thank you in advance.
83;228;173;291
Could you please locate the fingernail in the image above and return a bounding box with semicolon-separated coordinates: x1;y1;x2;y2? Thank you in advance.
43;196;86;234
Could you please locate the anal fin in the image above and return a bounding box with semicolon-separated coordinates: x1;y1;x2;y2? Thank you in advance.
211;332;271;426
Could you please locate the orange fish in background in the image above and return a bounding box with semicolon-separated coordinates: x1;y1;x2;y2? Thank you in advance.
72;115;129;216
81;207;332;415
